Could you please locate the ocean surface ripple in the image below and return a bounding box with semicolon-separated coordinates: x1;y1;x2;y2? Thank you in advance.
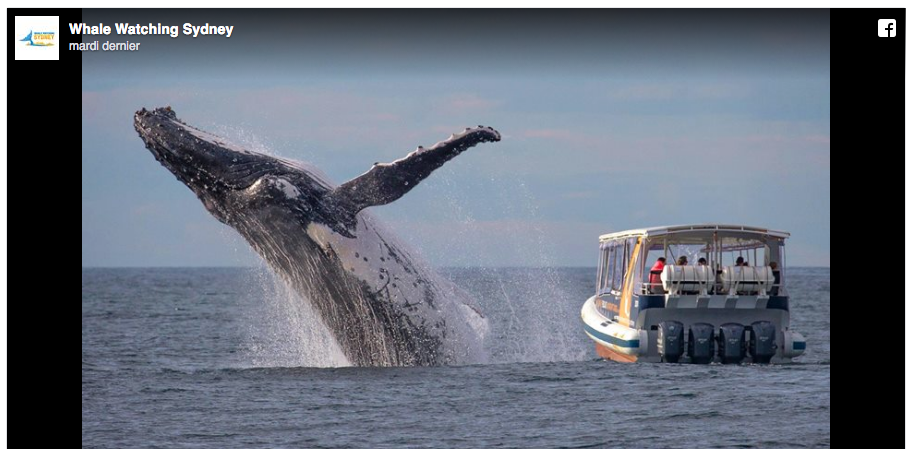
82;267;829;448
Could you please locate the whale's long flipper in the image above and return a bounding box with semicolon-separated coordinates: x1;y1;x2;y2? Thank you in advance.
330;126;501;215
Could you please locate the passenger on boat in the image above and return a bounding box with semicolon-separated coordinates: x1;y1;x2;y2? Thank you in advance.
648;257;666;294
769;261;781;295
697;257;708;266
735;256;745;266
676;256;688;266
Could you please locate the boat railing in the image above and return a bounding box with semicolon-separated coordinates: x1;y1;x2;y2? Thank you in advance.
640;267;784;296
642;282;665;295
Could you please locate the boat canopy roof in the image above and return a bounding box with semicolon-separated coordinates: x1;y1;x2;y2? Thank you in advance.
599;224;790;242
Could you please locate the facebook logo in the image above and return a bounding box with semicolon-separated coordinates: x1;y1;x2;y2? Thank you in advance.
878;19;897;37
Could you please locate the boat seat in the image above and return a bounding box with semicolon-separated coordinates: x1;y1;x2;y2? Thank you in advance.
660;265;714;295
720;266;774;296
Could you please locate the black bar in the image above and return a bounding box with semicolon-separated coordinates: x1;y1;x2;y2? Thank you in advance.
8;7;83;449
830;8;904;450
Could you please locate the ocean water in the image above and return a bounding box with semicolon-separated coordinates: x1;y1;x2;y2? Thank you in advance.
82;267;830;448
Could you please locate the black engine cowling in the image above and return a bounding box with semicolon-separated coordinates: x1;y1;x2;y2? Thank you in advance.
688;322;715;364
748;320;777;364
717;323;746;364
657;321;684;363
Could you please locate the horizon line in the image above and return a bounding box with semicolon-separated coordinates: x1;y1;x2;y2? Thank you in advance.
81;265;832;269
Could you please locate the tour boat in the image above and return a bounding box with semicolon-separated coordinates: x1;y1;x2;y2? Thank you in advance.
581;224;806;364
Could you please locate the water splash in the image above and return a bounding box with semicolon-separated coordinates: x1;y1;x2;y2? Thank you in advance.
398;167;589;364
242;263;350;368
508;179;586;363
210;123;277;157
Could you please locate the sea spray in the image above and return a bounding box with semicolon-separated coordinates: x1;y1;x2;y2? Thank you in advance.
243;263;350;368
207;128;349;368
381;165;588;364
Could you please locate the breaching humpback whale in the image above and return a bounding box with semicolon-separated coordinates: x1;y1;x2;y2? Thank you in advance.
134;107;500;366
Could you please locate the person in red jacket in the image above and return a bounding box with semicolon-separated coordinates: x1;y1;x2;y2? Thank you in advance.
648;257;666;294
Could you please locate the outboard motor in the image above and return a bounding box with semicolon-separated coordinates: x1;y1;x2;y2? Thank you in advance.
657;321;684;363
717;323;746;364
688;322;715;364
748;320;777;363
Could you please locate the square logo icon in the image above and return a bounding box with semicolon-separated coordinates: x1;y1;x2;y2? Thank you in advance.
878;19;897;37
14;16;60;60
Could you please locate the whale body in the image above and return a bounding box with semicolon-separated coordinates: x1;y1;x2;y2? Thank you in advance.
134;107;501;366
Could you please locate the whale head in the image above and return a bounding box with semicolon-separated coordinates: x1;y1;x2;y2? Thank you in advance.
133;107;338;230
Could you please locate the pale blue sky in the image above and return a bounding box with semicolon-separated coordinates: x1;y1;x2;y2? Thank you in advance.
81;9;830;267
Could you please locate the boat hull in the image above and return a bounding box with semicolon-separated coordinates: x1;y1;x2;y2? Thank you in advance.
581;295;805;363
593;343;639;362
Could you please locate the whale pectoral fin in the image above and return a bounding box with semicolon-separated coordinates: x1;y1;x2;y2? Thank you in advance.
330;126;501;214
